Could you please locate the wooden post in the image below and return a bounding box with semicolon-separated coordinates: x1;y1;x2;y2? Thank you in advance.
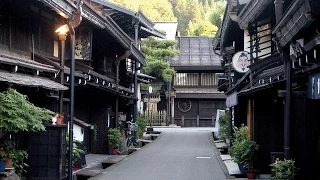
212;116;215;127
182;115;185;127
247;99;252;139
171;96;175;124
197;115;200;127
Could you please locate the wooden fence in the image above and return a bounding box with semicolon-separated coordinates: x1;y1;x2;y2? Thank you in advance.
144;110;167;126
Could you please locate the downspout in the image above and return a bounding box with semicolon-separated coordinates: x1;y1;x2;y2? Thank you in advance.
273;0;291;159
115;49;131;128
284;53;291;159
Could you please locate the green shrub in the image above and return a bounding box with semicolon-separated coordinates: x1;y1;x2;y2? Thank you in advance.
108;128;121;148
229;125;259;170
218;111;231;141
137;115;147;138
270;159;297;180
0;88;53;132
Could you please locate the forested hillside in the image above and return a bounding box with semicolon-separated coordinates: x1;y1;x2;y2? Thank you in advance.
108;0;225;37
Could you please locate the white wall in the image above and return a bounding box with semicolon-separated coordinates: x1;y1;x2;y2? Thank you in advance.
73;124;84;142
244;23;271;60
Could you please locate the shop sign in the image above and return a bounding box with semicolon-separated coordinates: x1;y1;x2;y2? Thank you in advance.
232;51;250;73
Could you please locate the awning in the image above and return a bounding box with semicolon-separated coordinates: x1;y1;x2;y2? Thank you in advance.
238;65;285;95
0;71;68;91
0;54;57;73
272;0;320;48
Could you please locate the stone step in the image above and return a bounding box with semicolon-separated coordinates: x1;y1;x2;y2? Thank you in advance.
75;168;104;180
101;155;128;168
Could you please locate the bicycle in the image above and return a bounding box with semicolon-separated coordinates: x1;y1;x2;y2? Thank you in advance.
125;121;139;147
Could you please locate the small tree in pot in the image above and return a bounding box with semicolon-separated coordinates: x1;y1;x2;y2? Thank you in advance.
107;128;120;155
229;125;259;179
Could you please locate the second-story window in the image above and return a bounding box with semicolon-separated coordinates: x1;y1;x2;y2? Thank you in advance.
200;73;220;86
174;73;199;86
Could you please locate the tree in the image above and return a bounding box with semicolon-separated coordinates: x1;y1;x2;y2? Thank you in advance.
209;0;226;28
191;21;218;37
139;0;176;21
110;0;176;21
141;37;178;83
109;0;140;11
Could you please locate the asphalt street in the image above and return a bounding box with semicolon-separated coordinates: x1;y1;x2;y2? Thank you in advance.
90;127;227;180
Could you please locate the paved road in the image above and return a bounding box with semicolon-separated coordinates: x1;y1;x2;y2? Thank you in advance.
91;127;227;180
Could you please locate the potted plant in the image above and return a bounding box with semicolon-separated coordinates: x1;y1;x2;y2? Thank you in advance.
11;149;28;177
270;159;297;180
218;111;231;143
0;88;53;177
3;139;15;168
66;133;85;172
108;128;120;155
229;125;259;179
0;148;6;172
242;140;259;179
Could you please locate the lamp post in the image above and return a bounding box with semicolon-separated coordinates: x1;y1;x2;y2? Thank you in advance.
55;23;75;180
56;25;68;115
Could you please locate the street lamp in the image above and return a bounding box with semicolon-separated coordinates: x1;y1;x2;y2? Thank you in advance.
56;23;75;180
55;24;68;115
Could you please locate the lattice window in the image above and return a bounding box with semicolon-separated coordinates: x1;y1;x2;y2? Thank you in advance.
201;73;222;86
174;73;199;86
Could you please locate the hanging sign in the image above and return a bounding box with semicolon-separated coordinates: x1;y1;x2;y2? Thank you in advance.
232;51;250;73
226;92;238;108
75;27;92;60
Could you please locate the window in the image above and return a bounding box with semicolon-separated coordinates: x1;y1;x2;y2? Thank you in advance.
201;73;221;86
174;73;199;86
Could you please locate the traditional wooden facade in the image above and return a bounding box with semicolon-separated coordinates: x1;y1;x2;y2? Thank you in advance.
214;0;320;178
170;37;226;127
0;0;162;178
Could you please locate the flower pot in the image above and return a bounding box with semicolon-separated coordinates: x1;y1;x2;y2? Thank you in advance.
238;164;246;174
5;158;12;168
246;170;256;180
112;148;118;155
72;167;80;172
107;149;112;155
0;160;6;172
56;114;64;124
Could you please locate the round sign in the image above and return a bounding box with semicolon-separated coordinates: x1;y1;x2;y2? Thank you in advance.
148;86;153;94
232;51;250;73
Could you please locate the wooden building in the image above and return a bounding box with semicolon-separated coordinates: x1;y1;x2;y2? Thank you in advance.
170;37;226;127
0;0;163;178
214;0;320;178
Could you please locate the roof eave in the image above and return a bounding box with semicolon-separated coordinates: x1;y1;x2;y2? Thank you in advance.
237;0;273;29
